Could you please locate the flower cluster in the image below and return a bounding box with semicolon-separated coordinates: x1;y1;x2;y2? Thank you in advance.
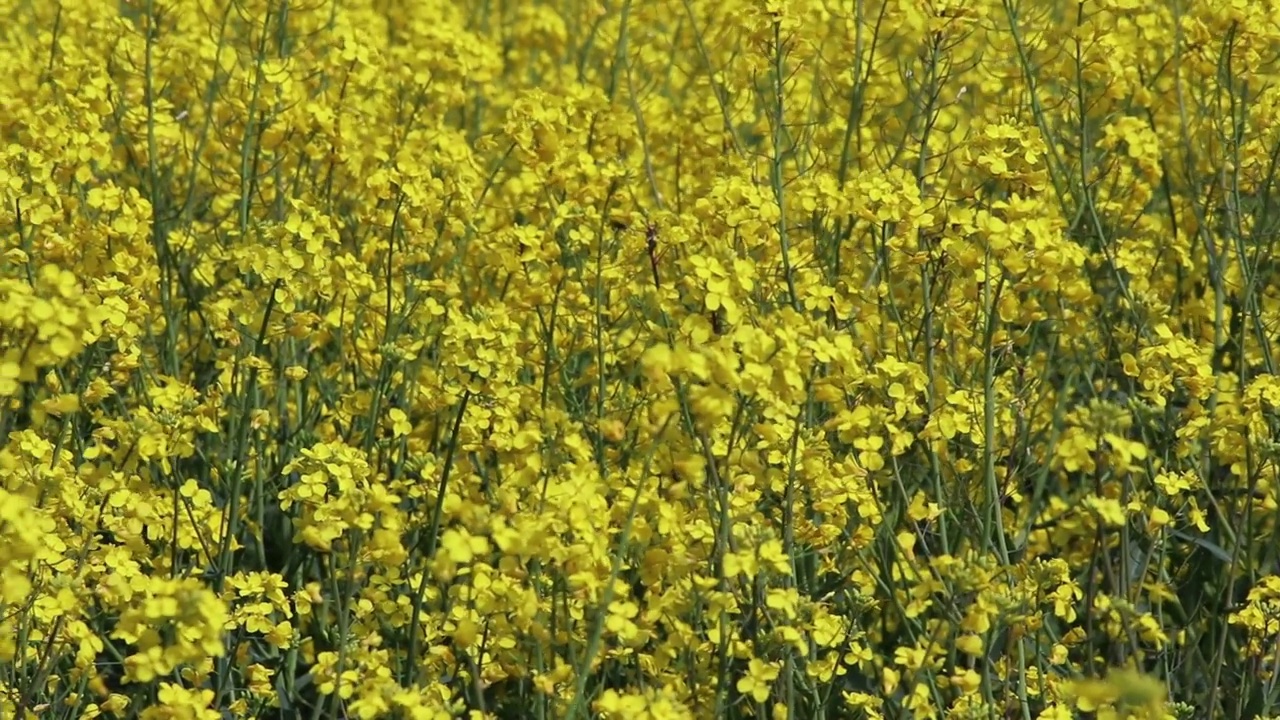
3;0;1280;719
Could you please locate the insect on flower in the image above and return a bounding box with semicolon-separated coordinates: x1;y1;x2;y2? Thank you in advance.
644;220;664;289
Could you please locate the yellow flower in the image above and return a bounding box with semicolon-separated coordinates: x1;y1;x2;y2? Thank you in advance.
388;407;413;437
737;658;781;703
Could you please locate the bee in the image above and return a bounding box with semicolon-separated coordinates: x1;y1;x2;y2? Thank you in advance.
644;220;662;289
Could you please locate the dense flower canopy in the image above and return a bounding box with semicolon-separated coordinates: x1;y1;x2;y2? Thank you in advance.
2;0;1280;719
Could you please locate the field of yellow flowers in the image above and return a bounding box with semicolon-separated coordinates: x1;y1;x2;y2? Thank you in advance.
5;0;1280;718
